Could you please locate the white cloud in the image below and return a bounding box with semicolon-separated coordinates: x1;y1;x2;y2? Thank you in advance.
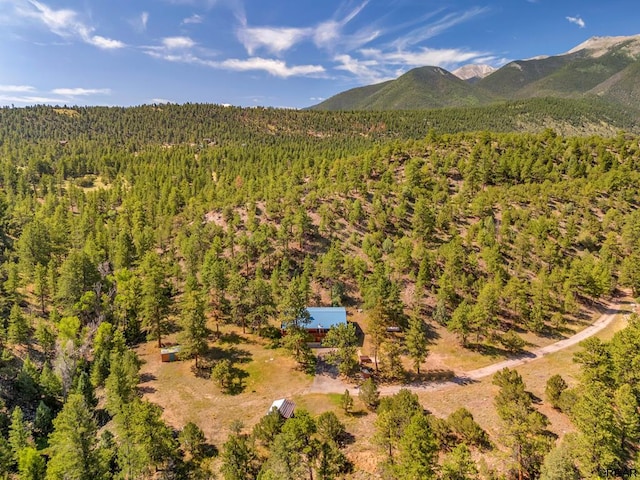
182;14;203;25
129;11;149;33
0;84;36;93
566;16;585;28
151;98;172;104
15;0;126;49
0;94;68;104
51;88;111;96
238;26;310;55
167;0;246;24
219;57;325;78
162;36;196;49
392;7;488;50
236;0;373;55
334;54;388;83
90;35;125;49
361;47;488;69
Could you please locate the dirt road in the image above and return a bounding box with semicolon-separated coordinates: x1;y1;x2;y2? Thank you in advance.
304;301;629;396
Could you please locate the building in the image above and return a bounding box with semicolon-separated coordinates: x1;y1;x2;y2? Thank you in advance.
268;398;295;419
160;346;181;362
281;307;348;343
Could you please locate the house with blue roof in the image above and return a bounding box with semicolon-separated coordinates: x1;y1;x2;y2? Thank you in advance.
281;306;347;343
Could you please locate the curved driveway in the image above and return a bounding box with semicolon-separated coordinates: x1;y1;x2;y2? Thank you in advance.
305;301;629;396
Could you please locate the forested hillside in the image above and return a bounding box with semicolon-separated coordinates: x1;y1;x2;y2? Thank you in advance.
0;104;639;478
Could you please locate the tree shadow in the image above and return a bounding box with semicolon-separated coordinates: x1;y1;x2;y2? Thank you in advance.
95;408;111;428
315;355;339;379
191;364;211;379
140;372;157;382
424;322;441;343
340;431;356;446
138;372;157;393
351;322;365;347
467;342;515;358
220;332;257;345
226;366;250;395
347;409;369;419
201;443;218;458
205;345;253;364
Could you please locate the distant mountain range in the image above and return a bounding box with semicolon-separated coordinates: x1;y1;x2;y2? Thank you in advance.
310;34;640;113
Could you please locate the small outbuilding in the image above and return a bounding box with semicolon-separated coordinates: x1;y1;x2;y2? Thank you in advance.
268;398;295;419
160;346;181;362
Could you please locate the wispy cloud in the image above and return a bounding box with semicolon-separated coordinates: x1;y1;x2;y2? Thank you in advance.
566;15;585;28
218;57;325;78
334;54;388;83
361;47;489;69
182;14;203;25
236;0;373;56
0;84;110;105
129;11;149;33
162;36;196;49
143;38;325;79
238;27;309;55
151;98;172;104
0;84;36;93
167;0;245;23
12;0;125;49
0;94;68;104
392;7;488;50
51;88;111;96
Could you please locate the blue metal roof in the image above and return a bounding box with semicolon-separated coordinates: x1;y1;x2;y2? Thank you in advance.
306;307;347;330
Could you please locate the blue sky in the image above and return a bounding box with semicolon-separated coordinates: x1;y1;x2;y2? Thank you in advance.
0;0;638;108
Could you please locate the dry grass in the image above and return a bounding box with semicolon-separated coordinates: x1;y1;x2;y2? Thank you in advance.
136;325;311;447
135;295;632;478
53;108;79;117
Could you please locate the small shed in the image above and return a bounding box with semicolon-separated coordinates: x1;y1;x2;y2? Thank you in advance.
268;398;295;419
160;346;181;362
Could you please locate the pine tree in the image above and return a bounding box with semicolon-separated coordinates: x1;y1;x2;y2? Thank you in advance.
8;406;30;459
17;447;45;480
221;433;258;480
139;251;171;348
394;413;437;480
405;314;428;374
322;323;358;377
493;368;552;480
8;304;29;346
441;444;479;480
46;393;105;480
179;289;209;368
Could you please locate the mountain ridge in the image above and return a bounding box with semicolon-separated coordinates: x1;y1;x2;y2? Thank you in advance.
310;34;640;113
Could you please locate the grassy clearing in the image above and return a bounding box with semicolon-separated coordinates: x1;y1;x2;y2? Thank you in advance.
136;325;311;447
420;304;631;445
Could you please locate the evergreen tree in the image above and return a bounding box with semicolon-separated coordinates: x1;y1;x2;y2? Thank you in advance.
17;447;45;480
546;374;568;410
179;289;209;368
493;368;552;479
8;304;29;346
221;433;258;480
393;413;437;480
139;251;172;348
9;407;30;459
322;322;358;377
46;393;105;480
405;314;428;374
441;444;479;480
358;378;379;411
